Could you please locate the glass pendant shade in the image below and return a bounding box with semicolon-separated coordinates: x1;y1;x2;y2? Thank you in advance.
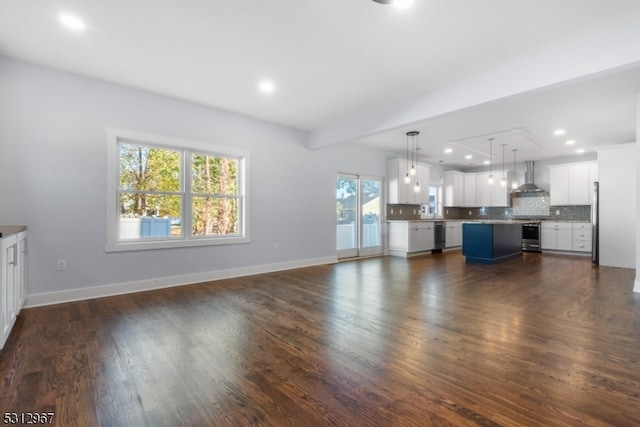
414;182;420;193
404;173;410;184
488;174;494;185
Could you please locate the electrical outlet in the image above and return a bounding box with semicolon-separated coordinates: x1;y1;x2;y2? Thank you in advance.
399;209;403;214
469;211;472;215
390;208;394;214
556;209;560;215
57;259;67;271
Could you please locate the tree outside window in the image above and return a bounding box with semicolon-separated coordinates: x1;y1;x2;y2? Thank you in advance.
111;130;246;251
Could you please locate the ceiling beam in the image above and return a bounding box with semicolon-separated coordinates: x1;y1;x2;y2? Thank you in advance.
307;19;640;150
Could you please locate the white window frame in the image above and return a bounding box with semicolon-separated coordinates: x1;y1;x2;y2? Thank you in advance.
106;128;250;252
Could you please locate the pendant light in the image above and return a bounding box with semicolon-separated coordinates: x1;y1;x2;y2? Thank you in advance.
404;133;411;184
511;149;518;190
409;131;417;176
500;144;507;187
407;131;421;193
487;138;494;185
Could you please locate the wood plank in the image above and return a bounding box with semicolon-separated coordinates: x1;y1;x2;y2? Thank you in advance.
1;251;639;426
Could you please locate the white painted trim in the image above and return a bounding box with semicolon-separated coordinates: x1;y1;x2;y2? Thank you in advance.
634;277;640;293
24;256;337;308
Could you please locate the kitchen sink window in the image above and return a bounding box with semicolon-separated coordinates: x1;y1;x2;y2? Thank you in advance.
428;184;443;217
106;128;250;252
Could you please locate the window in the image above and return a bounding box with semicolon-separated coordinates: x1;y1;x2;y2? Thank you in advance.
106;128;250;251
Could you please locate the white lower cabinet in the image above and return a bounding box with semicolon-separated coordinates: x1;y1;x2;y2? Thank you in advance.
445;221;462;248
1;230;27;350
571;222;592;252
542;221;591;253
388;221;434;256
541;222;572;251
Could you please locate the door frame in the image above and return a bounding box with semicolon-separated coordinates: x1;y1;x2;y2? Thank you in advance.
336;173;384;259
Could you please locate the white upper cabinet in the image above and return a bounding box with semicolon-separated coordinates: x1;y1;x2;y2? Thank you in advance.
549;161;598;205
443;170;464;207
443;170;512;207
475;172;491;207
463;173;477;207
387;159;430;204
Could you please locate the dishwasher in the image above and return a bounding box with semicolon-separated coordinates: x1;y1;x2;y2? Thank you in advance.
433;221;446;252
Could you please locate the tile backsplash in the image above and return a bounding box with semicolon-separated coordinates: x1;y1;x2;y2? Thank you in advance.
512;192;550;218
386;204;422;220
387;194;591;222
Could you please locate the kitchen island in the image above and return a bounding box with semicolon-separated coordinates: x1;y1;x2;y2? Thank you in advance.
462;221;522;264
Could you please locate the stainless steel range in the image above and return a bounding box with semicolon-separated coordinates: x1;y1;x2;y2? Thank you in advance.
522;222;541;252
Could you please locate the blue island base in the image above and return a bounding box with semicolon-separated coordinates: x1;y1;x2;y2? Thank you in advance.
462;223;523;264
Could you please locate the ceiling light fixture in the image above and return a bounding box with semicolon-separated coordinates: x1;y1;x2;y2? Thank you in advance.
408;131;417;176
488;138;494;185
566;139;576;145
576;148;585;154
404;133;411;184
444;148;453;154
406;131;420;192
371;0;414;9
554;129;566;136
59;14;85;31
501;144;507;187
465;155;472;160
511;149;518;190
258;81;275;93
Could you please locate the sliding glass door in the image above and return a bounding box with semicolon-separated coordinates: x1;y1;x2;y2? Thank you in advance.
336;173;383;259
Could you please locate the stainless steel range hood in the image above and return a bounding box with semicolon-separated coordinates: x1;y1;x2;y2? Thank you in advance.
513;161;545;193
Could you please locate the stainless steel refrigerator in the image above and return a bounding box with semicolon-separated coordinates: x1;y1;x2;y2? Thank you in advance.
592;181;599;265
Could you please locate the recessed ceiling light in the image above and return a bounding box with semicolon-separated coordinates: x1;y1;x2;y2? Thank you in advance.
444;148;453;154
371;0;414;9
258;81;275;94
566;140;576;145
465;155;472;160
576;148;585;154
483;160;490;165
59;14;85;31
554;129;566;136
393;0;415;9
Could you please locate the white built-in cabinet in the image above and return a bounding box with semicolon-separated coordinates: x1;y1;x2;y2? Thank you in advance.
1;230;27;350
541;221;572;251
443;170;513;207
443;171;464;207
571;222;592;252
541;221;591;252
388;221;434;256
463;173;477;207
445;221;462;247
387;159;430;204
549;161;598;205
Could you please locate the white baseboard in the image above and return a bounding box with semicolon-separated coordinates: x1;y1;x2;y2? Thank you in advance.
634;276;640;293
24;255;338;308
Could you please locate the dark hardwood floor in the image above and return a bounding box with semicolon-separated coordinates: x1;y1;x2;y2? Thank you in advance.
2;251;640;426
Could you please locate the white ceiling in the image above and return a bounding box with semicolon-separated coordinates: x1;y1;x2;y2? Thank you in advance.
2;0;640;167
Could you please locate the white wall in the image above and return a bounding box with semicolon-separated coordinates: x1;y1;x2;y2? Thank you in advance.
0;56;389;305
598;144;636;269
636;95;640;292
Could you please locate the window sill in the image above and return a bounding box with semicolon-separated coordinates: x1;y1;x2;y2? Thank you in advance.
105;235;250;252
